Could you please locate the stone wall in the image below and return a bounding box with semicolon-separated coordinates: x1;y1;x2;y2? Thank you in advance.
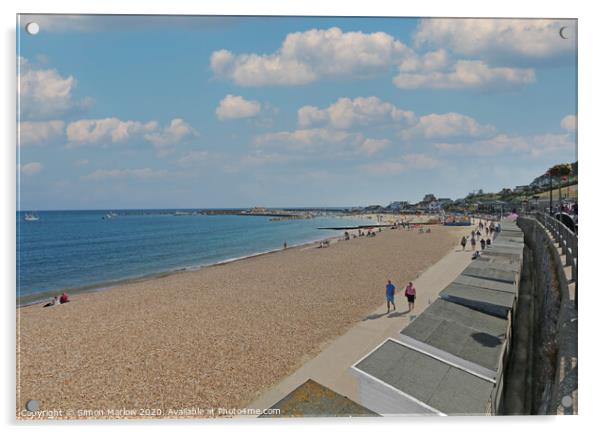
513;216;576;414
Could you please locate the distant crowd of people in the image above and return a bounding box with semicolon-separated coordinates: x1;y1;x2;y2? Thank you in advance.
459;219;499;256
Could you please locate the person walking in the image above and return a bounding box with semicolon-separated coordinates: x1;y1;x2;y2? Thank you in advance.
460;236;467;251
471;236;476;251
405;282;417;311
386;280;396;313
480;238;486;250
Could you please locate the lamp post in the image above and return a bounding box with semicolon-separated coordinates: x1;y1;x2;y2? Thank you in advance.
549;171;553;215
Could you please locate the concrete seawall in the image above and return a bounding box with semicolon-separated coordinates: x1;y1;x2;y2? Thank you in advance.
505;216;578;415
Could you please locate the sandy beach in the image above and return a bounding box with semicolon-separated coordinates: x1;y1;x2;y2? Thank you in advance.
17;224;468;419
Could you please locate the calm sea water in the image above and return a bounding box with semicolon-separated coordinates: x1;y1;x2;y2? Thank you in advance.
17;210;369;305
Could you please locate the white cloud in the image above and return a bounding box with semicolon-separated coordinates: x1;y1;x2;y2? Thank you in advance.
402;153;441;169
255;127;397;159
177;151;210;167
358;138;391;156
210;27;412;86
561;114;577;132
298;97;415;129
414;19;576;62
19;120;65;146
82;168;167;181
398;49;450;73
254;128;361;152
360;153;442;175
401;112;496;140
66;117;158;146
435;133;575;157
19;162;43;175
394;59;535;89
144;118;199;156
361;161;406;175
18;57;92;120
240;151;294;166
216;94;261;120
65;117;197;156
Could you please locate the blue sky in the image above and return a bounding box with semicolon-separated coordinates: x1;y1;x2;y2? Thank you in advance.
17;15;577;210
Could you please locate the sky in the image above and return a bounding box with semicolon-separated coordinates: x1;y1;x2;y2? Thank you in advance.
16;15;577;210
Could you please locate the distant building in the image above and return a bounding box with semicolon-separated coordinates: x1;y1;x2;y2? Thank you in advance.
422;193;437;203
386;201;410;211
363;205;387;213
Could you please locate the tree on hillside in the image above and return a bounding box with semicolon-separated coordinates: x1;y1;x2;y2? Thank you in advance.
547;163;572;205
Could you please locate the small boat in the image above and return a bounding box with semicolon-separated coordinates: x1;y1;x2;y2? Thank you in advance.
23;213;40;221
102;212;118;220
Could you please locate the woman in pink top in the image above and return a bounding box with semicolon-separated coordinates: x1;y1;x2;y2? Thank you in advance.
405;282;416;311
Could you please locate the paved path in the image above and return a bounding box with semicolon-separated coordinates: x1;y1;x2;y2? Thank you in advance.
244;239;476;415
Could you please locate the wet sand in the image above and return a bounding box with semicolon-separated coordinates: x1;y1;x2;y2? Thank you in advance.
17;224;466;419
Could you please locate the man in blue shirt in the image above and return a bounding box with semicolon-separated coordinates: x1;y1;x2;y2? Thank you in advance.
386;280;396;313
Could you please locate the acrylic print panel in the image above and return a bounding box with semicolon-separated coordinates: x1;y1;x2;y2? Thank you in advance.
16;14;577;419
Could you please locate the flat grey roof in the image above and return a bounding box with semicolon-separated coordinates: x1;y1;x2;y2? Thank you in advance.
441;282;516;312
454;274;517;294
469;257;521;273
461;265;517;284
355;339;494;415
401;299;508;372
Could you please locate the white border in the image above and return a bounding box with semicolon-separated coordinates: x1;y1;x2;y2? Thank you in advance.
2;1;600;433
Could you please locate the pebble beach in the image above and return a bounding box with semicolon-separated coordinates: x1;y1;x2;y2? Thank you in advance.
17;224;465;419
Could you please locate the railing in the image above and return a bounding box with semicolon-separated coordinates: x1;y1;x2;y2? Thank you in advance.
531;211;578;308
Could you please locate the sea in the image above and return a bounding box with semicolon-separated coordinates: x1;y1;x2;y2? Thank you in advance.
16;210;371;306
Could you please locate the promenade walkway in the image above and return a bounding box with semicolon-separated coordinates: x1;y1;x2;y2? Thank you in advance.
246;228;477;415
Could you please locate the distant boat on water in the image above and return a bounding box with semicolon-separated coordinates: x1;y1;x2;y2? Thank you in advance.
102;212;118;220
23;213;40;222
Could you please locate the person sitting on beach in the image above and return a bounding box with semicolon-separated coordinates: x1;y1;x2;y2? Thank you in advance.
344;231;350;241
59;293;70;304
405;282;416;311
43;296;59;308
472;250;481;260
425;228;431;233
386;280;396;313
